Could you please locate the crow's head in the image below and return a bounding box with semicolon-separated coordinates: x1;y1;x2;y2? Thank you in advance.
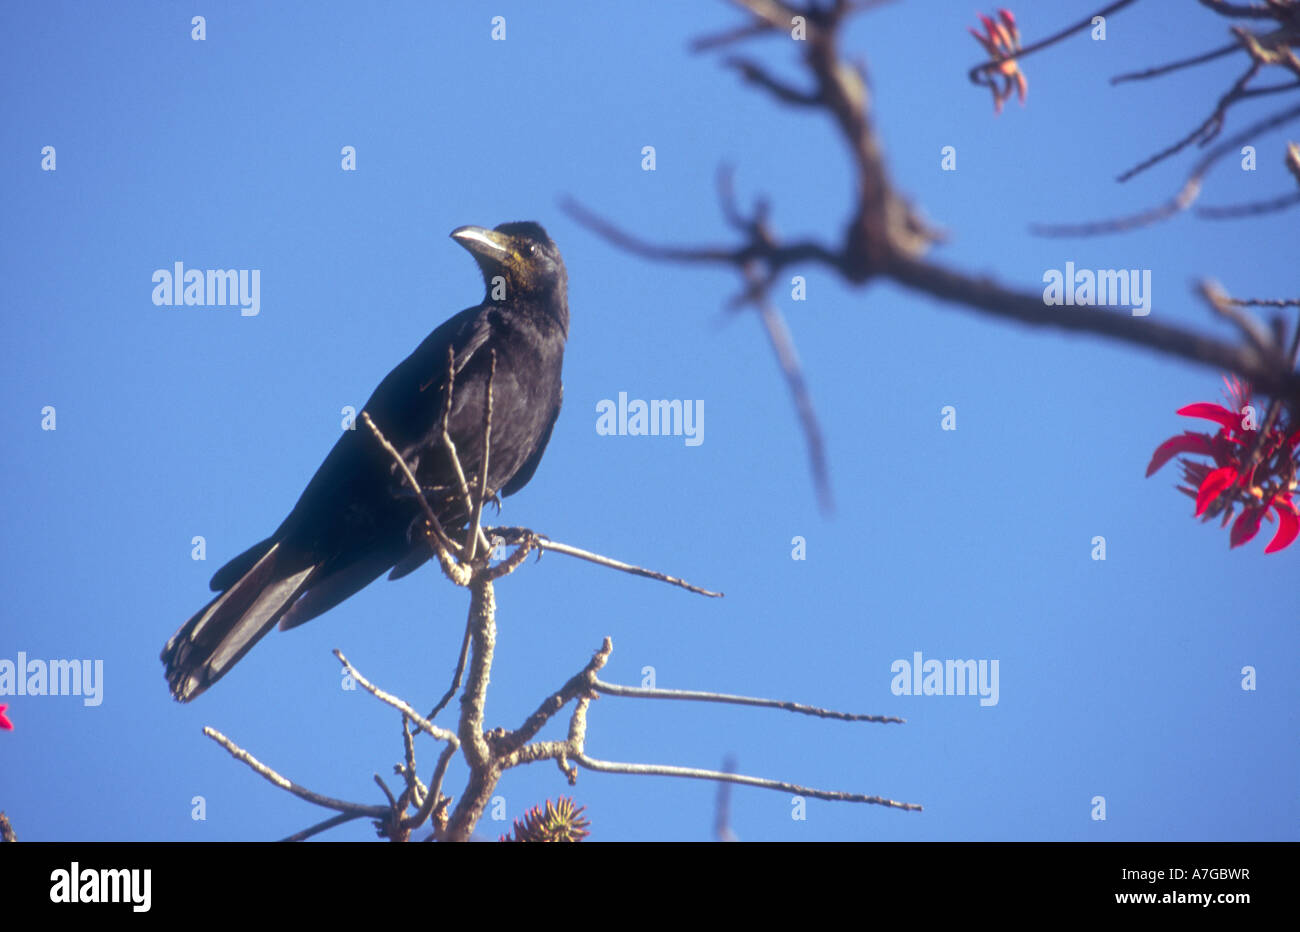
451;221;567;307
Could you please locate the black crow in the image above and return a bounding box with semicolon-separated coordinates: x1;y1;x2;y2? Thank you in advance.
162;222;568;702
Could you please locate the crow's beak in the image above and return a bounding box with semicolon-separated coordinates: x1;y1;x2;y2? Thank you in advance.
451;226;513;262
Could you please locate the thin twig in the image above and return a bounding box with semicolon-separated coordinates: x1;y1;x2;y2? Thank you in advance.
593;678;905;723
571;751;923;811
753;289;833;513
692;20;775;52
1200;280;1282;364
426;616;474;722
410;742;458;835
1115;62;1264;184
1199;0;1288;19
361;411;466;585
440;346;472;516
203;726;388;817
1032;101;1300;236
488;526;724;597
1226;296;1300;308
1112;41;1240;84
1197;189;1300;218
399;715;426;809
373;773;399;810
279;811;367;843
726;56;821;106
500;638;613;755
337;651;460;836
467;350;496;562
439;346;492;556
334;650;457;744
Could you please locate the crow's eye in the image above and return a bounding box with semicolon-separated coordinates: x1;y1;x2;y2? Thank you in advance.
526;242;539;257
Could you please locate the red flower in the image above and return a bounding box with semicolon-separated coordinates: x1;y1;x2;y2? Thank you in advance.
1147;376;1299;553
0;705;11;731
970;8;1027;114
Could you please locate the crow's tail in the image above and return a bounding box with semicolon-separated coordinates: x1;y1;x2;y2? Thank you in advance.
161;542;318;702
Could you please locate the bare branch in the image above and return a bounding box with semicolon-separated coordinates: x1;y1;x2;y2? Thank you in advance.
561;195;793;266
203;726;388;818
1031;100;1300;237
441;576;498;841
279;811;368;843
570;751;922;811
593;677;905;724
502;638;613;754
693;20;776;53
1199;280;1284;363
373;773;399;811
398;715;427;809
887;253;1300;401
439;347;493;557
488;526;724;597
361;411;468;586
426;616;473;722
753;288;834;513
466;349;496;562
1115;63;1263;184
1112;41;1240;84
440;346;474;519
725;56;821;106
568;0;1300;515
1198;0;1288;19
334;649;458;744
1225;295;1300;308
1197;188;1300;218
417;743;459;835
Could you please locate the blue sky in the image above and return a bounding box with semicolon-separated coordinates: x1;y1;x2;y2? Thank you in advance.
1;1;1296;842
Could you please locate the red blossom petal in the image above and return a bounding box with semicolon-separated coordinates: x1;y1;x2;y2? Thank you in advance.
0;705;11;731
1001;14;1022;51
1145;432;1217;477
968;27;997;55
1178;402;1240;431
1265;499;1300;553
1230;506;1265;548
1221;375;1251;412
1195;465;1239;516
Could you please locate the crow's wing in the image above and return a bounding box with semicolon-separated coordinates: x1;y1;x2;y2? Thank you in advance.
501;384;562;497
